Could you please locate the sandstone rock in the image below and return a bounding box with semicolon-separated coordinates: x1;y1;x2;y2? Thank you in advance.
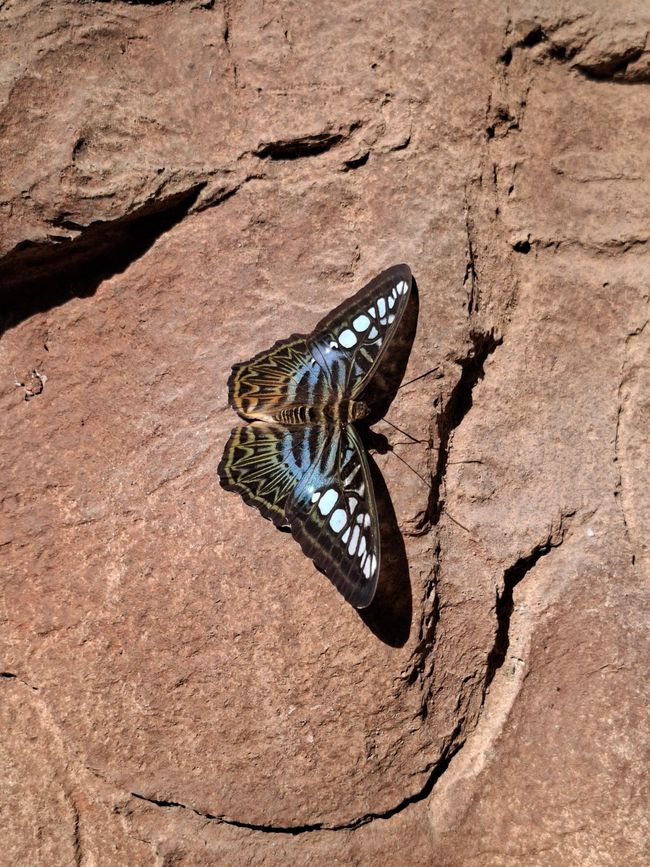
1;0;647;864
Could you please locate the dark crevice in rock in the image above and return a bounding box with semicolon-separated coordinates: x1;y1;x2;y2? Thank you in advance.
222;0;238;85
422;331;502;529
70;796;82;867
1;671;38;690
254;125;360;161
515;236;647;256
132;792;324;834
575;46;648;82
520;25;547;49
463;202;479;314
484;513;575;691
0;184;204;337
343;151;370;170
512;238;531;253
499;46;512;66
94;1;179;6
130;735;462;834
195;176;261;211
255;133;344;160
512;20;649;84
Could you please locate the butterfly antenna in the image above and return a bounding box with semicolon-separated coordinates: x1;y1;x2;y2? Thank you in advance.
442;508;472;534
398;366;441;390
388;446;431;488
381;416;423;444
385;449;476;537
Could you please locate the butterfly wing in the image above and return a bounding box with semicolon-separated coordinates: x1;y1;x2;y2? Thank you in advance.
218;422;326;528
307;264;412;401
228;265;413;419
285;423;380;608
220;264;412;607
228;335;326;421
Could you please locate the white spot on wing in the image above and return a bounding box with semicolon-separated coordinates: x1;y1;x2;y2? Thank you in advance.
342;527;351;544
318;489;337;516
368;326;378;339
348;526;360;555
339;329;357;348
368;306;376;318
363;559;372;578
397;280;408;295
377;297;386;316
352;314;370;332
388;313;395;324
348;497;358;512
363;513;370;527
311;491;320;504
358;536;367;559
330;508;347;532
370;554;377;574
388;295;396;309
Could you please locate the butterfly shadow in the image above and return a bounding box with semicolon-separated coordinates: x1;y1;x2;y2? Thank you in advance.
356;276;420;647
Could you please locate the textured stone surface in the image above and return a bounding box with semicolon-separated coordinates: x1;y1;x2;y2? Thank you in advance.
1;0;648;864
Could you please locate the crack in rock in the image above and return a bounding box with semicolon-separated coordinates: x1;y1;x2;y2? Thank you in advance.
512;236;648;256
0;184;205;336
484;511;576;692
130;739;462;835
1;671;39;691
509;19;650;84
463;199;480;314
613;320;649;569
422;331;502;530
254;123;360;161
574;44;648;83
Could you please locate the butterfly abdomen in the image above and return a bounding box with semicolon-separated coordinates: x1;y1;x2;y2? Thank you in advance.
274;405;318;425
265;400;370;428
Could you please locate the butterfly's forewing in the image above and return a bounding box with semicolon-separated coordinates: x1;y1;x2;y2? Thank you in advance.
285;424;380;608
218;422;326;528
228;335;325;421
307;264;412;400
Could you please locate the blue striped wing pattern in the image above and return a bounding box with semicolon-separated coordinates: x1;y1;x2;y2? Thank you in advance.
218;422;326;529
286;424;379;608
219;264;413;608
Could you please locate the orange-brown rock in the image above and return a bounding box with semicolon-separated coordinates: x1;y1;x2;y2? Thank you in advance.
1;0;648;864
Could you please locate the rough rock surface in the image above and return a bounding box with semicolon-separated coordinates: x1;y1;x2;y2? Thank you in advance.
1;0;648;864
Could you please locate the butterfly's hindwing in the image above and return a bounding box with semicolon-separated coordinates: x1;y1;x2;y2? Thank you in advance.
228;335;328;420
218;422;327;528
285;423;380;608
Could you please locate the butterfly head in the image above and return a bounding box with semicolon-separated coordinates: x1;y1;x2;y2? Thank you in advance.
349;399;370;422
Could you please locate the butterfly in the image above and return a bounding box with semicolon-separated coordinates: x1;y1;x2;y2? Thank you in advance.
218;264;413;608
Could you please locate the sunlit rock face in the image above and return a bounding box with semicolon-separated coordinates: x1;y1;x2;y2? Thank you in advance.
1;1;648;864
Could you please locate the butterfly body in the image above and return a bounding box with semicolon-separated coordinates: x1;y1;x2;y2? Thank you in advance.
218;264;413;608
